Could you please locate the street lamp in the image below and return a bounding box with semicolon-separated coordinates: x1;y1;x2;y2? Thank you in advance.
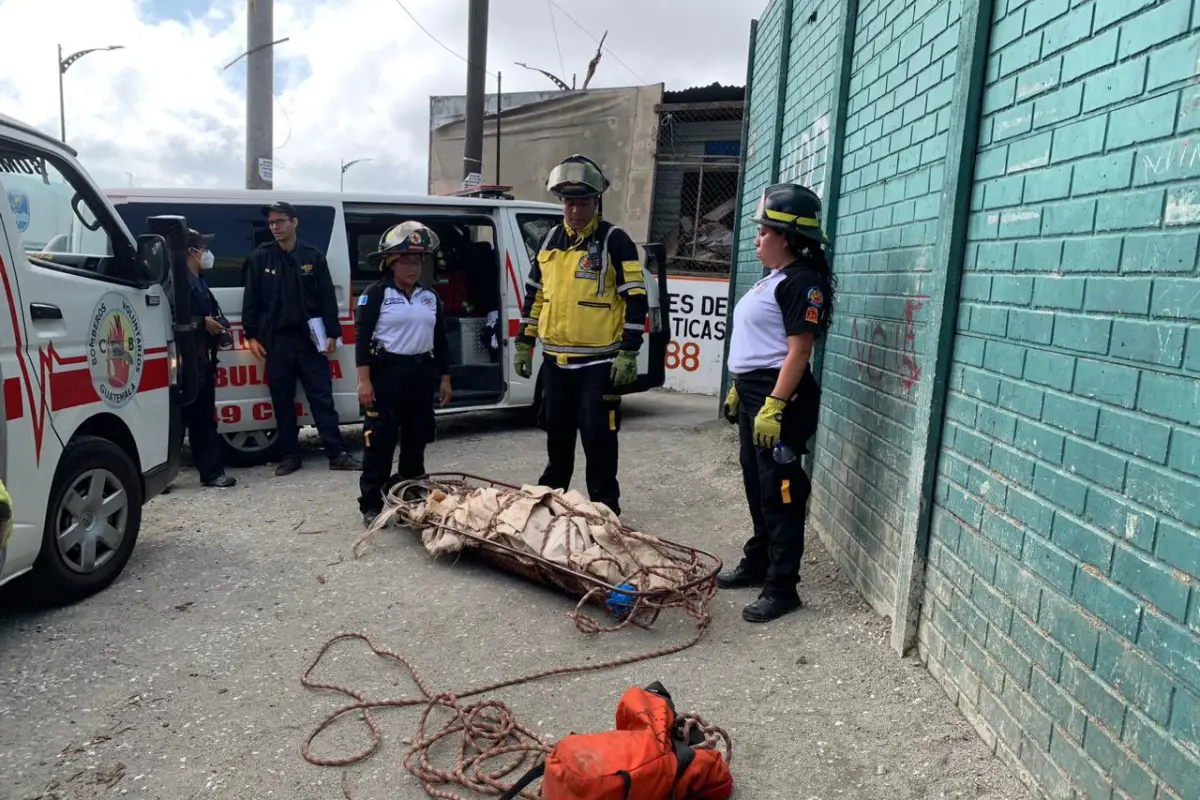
340;158;374;192
58;43;124;143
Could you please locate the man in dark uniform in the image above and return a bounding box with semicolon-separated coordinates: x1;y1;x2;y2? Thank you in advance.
241;201;361;476
183;229;236;488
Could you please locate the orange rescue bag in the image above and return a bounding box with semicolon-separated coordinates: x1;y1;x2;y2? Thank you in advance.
500;682;733;800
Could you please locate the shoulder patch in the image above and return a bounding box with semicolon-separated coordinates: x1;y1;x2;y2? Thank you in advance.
357;293;369;306
806;286;824;307
805;307;820;324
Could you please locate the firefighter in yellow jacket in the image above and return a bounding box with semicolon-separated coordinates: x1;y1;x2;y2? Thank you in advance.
514;155;647;516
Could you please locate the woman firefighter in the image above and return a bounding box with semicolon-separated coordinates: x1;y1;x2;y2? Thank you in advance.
717;183;835;623
354;222;453;525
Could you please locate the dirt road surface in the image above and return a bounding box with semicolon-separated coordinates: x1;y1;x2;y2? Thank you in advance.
0;391;1028;800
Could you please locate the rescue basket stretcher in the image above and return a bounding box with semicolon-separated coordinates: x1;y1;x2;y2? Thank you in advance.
359;472;723;628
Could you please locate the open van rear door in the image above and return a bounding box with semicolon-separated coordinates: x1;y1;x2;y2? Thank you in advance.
632;242;669;392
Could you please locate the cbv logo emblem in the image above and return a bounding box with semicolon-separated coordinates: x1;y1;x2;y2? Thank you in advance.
7;190;29;233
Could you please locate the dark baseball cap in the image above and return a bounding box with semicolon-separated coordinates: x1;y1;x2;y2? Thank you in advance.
187;228;214;249
262;200;297;218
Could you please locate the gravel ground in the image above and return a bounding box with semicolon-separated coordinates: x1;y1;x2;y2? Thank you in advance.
0;390;1028;800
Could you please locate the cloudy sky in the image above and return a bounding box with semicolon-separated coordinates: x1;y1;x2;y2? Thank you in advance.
0;0;755;194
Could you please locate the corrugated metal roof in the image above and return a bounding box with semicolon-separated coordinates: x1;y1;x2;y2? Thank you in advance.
662;83;745;104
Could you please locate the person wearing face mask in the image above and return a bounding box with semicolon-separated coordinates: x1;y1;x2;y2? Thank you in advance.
353;222;452;526
513;154;647;517
183;229;237;488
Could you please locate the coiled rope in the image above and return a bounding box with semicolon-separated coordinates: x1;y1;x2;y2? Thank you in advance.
302;478;728;799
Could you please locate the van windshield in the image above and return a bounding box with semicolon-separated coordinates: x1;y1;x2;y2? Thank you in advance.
2;150;117;269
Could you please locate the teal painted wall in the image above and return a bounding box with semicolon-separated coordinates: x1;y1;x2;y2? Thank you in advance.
732;1;1200;797
811;0;961;617
731;0;787;308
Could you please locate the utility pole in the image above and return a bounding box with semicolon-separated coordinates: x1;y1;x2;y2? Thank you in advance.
245;0;274;190
462;0;489;182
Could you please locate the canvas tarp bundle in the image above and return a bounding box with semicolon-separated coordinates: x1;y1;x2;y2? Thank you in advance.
404;484;684;592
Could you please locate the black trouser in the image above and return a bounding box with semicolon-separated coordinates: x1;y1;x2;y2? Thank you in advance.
183;365;224;482
538;358;622;514
734;369;813;598
358;356;438;514
265;330;346;460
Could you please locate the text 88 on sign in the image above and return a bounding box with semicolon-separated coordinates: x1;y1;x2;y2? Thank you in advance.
663;276;729;396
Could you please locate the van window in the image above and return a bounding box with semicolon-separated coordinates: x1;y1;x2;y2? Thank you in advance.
345;213;502;313
113;202;336;289
516;213;561;262
1;150;135;280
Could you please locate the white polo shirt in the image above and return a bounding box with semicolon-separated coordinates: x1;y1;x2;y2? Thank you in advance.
727;264;827;374
373;285;439;355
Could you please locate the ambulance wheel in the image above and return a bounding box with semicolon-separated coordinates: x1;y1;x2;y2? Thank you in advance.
32;436;143;605
218;429;282;467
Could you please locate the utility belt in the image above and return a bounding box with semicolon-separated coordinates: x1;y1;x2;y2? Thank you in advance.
369;344;434;367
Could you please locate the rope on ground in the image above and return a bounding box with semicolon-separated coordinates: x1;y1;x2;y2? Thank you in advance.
305;478;726;798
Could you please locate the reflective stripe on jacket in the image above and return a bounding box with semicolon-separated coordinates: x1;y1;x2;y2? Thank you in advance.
516;216;648;365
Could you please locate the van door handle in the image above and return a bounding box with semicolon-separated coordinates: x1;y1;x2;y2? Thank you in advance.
30;303;63;320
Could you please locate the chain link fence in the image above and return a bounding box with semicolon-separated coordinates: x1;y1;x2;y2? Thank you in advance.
648;101;745;277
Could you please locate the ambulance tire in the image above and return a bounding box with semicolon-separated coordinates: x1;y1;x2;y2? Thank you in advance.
31;436;143;606
217;432;282;468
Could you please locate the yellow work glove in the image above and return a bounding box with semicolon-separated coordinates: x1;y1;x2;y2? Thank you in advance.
722;385;739;424
610;351;638;388
753;396;787;449
514;342;533;379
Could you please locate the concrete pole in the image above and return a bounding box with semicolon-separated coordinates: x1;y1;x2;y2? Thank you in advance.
462;0;489;182
245;0;274;190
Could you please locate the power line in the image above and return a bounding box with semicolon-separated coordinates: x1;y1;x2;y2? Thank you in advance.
391;0;496;77
547;0;567;81
546;0;645;84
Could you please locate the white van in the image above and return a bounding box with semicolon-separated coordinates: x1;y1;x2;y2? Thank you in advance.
0;114;201;602
103;187;671;466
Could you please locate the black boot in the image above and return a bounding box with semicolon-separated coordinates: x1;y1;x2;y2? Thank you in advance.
330;452;363;471
716;563;765;590
742;592;802;623
275;456;302;476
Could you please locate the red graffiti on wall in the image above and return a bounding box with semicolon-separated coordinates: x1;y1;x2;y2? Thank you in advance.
851;298;924;391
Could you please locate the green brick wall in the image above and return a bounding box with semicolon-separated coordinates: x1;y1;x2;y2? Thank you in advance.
808;0;963;617
731;0;788;307
732;0;1200;796
920;0;1200;797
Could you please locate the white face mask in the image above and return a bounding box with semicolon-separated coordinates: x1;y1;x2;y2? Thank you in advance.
200;250;215;270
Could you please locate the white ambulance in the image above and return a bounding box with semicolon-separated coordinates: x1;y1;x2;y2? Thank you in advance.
103;186;672;467
0;114;201;603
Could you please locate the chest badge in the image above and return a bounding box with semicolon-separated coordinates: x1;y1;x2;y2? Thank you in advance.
301;263;314;274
